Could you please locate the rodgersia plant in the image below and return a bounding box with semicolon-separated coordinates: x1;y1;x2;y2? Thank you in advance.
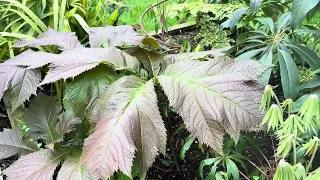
0;25;268;179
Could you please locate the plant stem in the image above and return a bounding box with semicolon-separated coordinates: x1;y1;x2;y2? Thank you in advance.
167;109;180;172
292;139;297;165
55;81;62;107
306;142;318;172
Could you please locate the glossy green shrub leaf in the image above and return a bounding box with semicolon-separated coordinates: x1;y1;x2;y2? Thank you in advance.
199;158;220;179
180;135;196;160
250;0;262;14
278;50;299;99
226;159;239;179
220;7;249;31
290;0;320;29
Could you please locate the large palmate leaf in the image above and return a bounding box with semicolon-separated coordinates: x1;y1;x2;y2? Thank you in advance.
39;47;139;85
0;65;40;111
57;150;93;180
0;129;38;159
24;95;61;144
4;148;72;180
278;50;299;99
89;25;144;48
64;65;119;118
83;76;166;179
157;57;267;151
290;0;320;30
14;28;81;51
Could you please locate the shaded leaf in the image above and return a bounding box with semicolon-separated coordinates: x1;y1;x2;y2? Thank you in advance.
180;135;196;161
0;65;40;111
278;50;299;99
162;47;229;69
290;0;320;30
57;149;93;180
158;57;267;151
24;95;61;144
4;149;71;180
220;7;248;30
125;47;165;76
89;25;144;47
64;65;119;118
83;76;166;179
287;41;320;70
0;129;37;159
256;17;274;33
14;28;81;51
250;0;262;14
300;78;320;90
39;47;139;85
56;111;81;141
259;47;273;84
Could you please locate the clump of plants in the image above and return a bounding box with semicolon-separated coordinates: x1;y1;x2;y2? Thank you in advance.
0;24;269;179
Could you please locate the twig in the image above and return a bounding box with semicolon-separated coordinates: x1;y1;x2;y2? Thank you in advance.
239;170;250;180
140;0;181;50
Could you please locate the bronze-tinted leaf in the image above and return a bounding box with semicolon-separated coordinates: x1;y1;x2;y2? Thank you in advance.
158;57;268;152
14;28;81;51
89;25;144;47
83;76;166;179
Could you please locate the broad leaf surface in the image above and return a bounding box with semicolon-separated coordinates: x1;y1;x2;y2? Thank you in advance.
39;47;139;85
162;47;229;70
290;0;320;30
83;76;166;179
3;50;61;69
125;47;164;76
89;25;144;47
56;111;81;142
57;150;93;180
158;57;267;151
4;148;71;180
278;50;299;99
14;28;81;51
0;129;38;159
250;0;262;14
0;65;40;111
64;65;119;118
24;95;61;144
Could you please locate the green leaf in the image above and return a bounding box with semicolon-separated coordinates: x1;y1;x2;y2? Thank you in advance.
57;149;93;180
256;17;274;33
278;50;299;99
287;41;320;70
226;159;239;179
300;78;320;90
84;76;166;179
24;95;61;144
158;57;267;152
0;129;38;159
250;0;262;14
180;135;196;160
64;65;119;118
220;7;248;31
295;28;320;36
236;48;265;60
199;158;219;179
259;48;273;84
290;0;320;29
277;12;291;31
106;8;119;25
